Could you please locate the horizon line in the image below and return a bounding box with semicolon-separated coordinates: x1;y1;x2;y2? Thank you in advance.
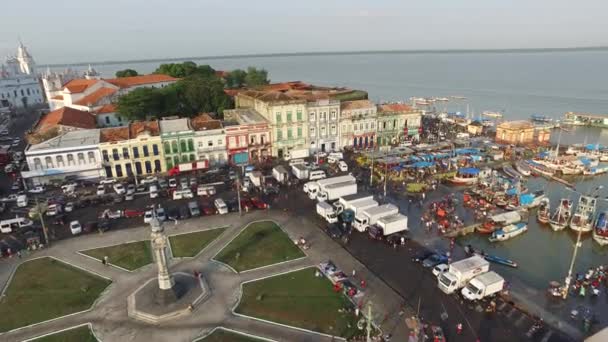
41;45;608;68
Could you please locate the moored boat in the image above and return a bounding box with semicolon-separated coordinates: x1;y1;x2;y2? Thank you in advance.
548;198;572;231
503;165;522;179
489;222;528;242
464;245;518;268
537;198;550;224
583;165;608;176
478;210;524;234
569;195;597;233
530;114;553;123
527;161;555;177
449;167;481;185
514;160;531;176
593;211;608;246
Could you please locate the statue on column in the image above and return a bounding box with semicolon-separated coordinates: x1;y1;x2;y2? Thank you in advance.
150;216;176;303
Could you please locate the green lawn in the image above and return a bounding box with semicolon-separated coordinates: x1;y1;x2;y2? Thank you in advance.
169;228;226;258
236;268;361;338
81;240;153;271
197;328;262;342
33;325;97;342
215;221;304;272
0;258;111;333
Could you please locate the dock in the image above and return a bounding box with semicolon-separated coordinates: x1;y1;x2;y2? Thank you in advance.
444;223;481;238
563;112;608;129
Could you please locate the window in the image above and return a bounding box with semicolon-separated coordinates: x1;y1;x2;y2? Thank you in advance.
365;123;369;130
286;111;292;122
198;141;203;148
115;165;123;178
297;127;302;137
321;126;326;136
135;161;143;175
133;147;140;158
56;155;64;167
102;150;109;162
229;137;236;147
371;122;375;129
331;124;336;135
261;135;265;144
88;152;96;163
45;157;53;168
165;158;173;170
181;155;188;163
287;128;293;139
143;145;149;157
105;116;110;125
33;158;42;170
297;110;302;121
189;154;195;162
164;142;171;154
217;139;223;145
171;141;178;153
145;161;152;174
250;135;256;144
152;144;159;156
276;130;283;141
180;140;187;152
330;111;336;120
67;154;75;165
239;136;246;146
187;139;194;151
208;140;214;147
154;160;161;172
383;122;387;129
393;119;397;128
275;112;281;123
320;112;326;121
21;89;24;96
77;152;85;165
310;127;316;137
112;148;119;161
118;116;123;122
122;147;129;159
309;112;316;121
342;124;346;132
173;156;179;165
125;163;133;177
27;88;31;96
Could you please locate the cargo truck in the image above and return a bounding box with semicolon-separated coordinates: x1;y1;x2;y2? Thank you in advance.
317;181;357;202
272;165;289;184
248;171;264;188
353;204;399;232
368;213;408;238
461;271;504;301
292;164;309;180
334;194;375;213
304;175;356;199
438;256;490;294
284;148;309;161
316;201;338;223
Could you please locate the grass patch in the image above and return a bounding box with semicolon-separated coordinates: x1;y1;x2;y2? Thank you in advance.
169;228;226;258
197;328;263;342
0;258;111;333
33;325;97;342
236;268;361;338
215;221;304;272
81;241;153;271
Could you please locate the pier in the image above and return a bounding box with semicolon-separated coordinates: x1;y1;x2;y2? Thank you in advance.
443;223;481;238
563;112;608;128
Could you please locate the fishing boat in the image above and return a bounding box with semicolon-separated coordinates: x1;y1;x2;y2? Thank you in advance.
514;161;531;176
482;111;503;118
592;211;608;246
463;245;518;268
489;222;528;242
502;165;522;179
530;114;553;123
527;161;555;177
548;198;572;231
449;167;481;185
481;119;495;127
478;211;524;234
537;198;551;224
583;165;608;176
569;195;597;233
507;190;547;210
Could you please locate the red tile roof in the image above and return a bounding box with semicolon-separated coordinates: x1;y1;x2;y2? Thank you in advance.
258;81;311;92
100;127;129;143
95;104;117;114
377;103;414;113
74;87;117;106
191;114;223;131
63;79;98;93
106;74;178;88
341;100;375;111
37;107;96;131
130;121;160;137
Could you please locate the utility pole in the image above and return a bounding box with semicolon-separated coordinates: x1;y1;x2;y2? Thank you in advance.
236;172;242;216
35;196;50;246
383;154;388;198
369;150;374;187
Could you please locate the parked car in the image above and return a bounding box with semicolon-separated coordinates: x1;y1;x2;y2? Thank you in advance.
188;201;201;217
326;223;348;239
4;164;15;173
168;178;177;188
189;178;197;187
156;207;166;221
46;204;62;216
422;253;448;268
96;185;105;196
61;183;77;194
250;197;267;209
179;206;190;219
11;182;22;191
338;161;348;172
0;194;18;202
69;220;82;235
99;178;116;185
412;250;433;263
143;210;154;223
124;209;145;218
263;185;280;195
179;178;189;189
158;178;168;189
202;205;216;216
126;184;136;195
149;185;159;199
197;185;216;196
125;193;135;201
113;183;126;195
432;264;449;277
136;184;147;193
141;176;158;185
28;185;46;194
240;198;253;211
228;170;237;180
64;202;74;212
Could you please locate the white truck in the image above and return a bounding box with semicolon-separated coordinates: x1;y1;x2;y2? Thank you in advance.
292;164;309;180
317;181;357;202
316;201;339;223
248;171;264;188
304;175;356;200
284;148;309;161
334;194;375;213
369;214;408;238
353;204;399;232
438;256;490;294
272;165;289;184
461;271;505;301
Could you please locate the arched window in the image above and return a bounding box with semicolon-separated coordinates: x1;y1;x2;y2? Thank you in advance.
45;156;53;168
33;157;42;170
67;154;75;165
56;155;64;166
88;151;96;162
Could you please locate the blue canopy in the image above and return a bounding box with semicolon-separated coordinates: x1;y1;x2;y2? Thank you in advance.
579;157;593;166
585;144;601;151
506;188;518;196
519;193;534;206
537;151;550;158
412;161;434;168
468;155;483;161
459;167;480;175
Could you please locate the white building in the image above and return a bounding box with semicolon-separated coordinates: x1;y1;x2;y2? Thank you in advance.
307;99;341;153
22;129;103;185
0;43;44;111
191;114;227;166
340;100;377;149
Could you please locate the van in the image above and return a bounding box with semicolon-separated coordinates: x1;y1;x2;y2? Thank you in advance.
288;158;305;167
328;152;343;160
149;185;159;199
0;217;33;233
327;156;339;164
188;201;201;217
16;194;28;208
214;198;228;215
309;170;326;181
197;185;216;196
172;189;193;200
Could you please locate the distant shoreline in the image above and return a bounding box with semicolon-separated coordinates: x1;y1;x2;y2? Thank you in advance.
40;46;608;68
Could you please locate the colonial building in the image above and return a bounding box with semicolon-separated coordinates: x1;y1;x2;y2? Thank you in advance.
340;100;377;149
307;98;340;153
191;114;227;166
23;129;103;185
99;121;164;179
159;117;196;170
0;43;44;110
495;120;535;145
376;103;422;147
224;108;271;164
35;106;96;134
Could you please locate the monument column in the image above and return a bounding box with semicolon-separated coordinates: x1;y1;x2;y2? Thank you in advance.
150;218;175;290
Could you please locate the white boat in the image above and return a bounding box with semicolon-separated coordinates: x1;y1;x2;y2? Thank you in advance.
527;161;555;177
583;165;608;176
514;161;531;176
489;222;528;242
548;198;572;231
507;190;547;210
569;195;597;233
449;167;481;185
482;111;503;118
537;198;550;224
593;211;608;246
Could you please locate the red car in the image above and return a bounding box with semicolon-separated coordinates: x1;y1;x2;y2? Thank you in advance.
202;205;216;216
250;197;267;209
124;209;145;218
240;198;253;210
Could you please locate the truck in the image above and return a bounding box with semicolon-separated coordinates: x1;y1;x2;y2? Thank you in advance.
248;171;264;188
438;256;490;294
334;194;375;213
461;271;505;301
369;213;408;238
304;175;356;200
317;181;357;202
353;204;399;232
292;164;309;180
272;165;289;184
284;148;309;161
316;201;338;223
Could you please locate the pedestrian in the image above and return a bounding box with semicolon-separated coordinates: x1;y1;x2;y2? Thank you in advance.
103;255;109;266
17;250;21;259
456;322;463;335
360;279;366;289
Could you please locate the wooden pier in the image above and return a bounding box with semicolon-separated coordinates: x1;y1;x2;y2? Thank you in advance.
444;223;481;238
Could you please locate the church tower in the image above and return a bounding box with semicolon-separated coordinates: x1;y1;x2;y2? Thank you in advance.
84;65;101;80
16;41;36;75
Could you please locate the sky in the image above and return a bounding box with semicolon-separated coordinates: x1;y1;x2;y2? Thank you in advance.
0;0;606;65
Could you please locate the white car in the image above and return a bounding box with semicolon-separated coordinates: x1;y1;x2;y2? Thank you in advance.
46;204;62;216
143;210;154;223
61;182;78;194
126;184;136;195
141;176;158;184
432;264;449;277
125;193;135;201
69;220;82;235
64;202;74;212
4;164;15;173
338;161;348;172
156;207;166;221
113;183;126;195
168;178;177;188
99;178;116;185
0;194;18;202
316;151;328;158
28;185;46;194
96;185;105;196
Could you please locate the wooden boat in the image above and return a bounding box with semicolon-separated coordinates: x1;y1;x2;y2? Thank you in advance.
569;195;597;233
464;245;518;268
583;165;608;176
514;161;531;176
502;165;522;179
489;222;528;242
593;211;608;246
527;161;555;177
449;167;480;185
537;198;550;224
478;211;524;234
548;198;572;231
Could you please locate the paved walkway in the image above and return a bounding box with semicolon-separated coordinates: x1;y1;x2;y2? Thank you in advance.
0;210;409;342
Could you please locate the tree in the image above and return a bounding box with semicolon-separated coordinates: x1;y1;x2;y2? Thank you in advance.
244;67;270;87
225;69;247;88
180;75;232;116
154;62;215;78
115;69;139;78
115;87;165;120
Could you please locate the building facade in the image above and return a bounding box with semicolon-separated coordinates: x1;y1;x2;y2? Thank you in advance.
307;99;340;153
159;118;196;170
340;100;377;149
376;103;422;147
495;121;535;145
191;114;227;166
0;43;44;110
224;108;271;163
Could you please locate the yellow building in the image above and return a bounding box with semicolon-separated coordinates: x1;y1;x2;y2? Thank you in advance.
495;120;535;145
99;121;165;179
